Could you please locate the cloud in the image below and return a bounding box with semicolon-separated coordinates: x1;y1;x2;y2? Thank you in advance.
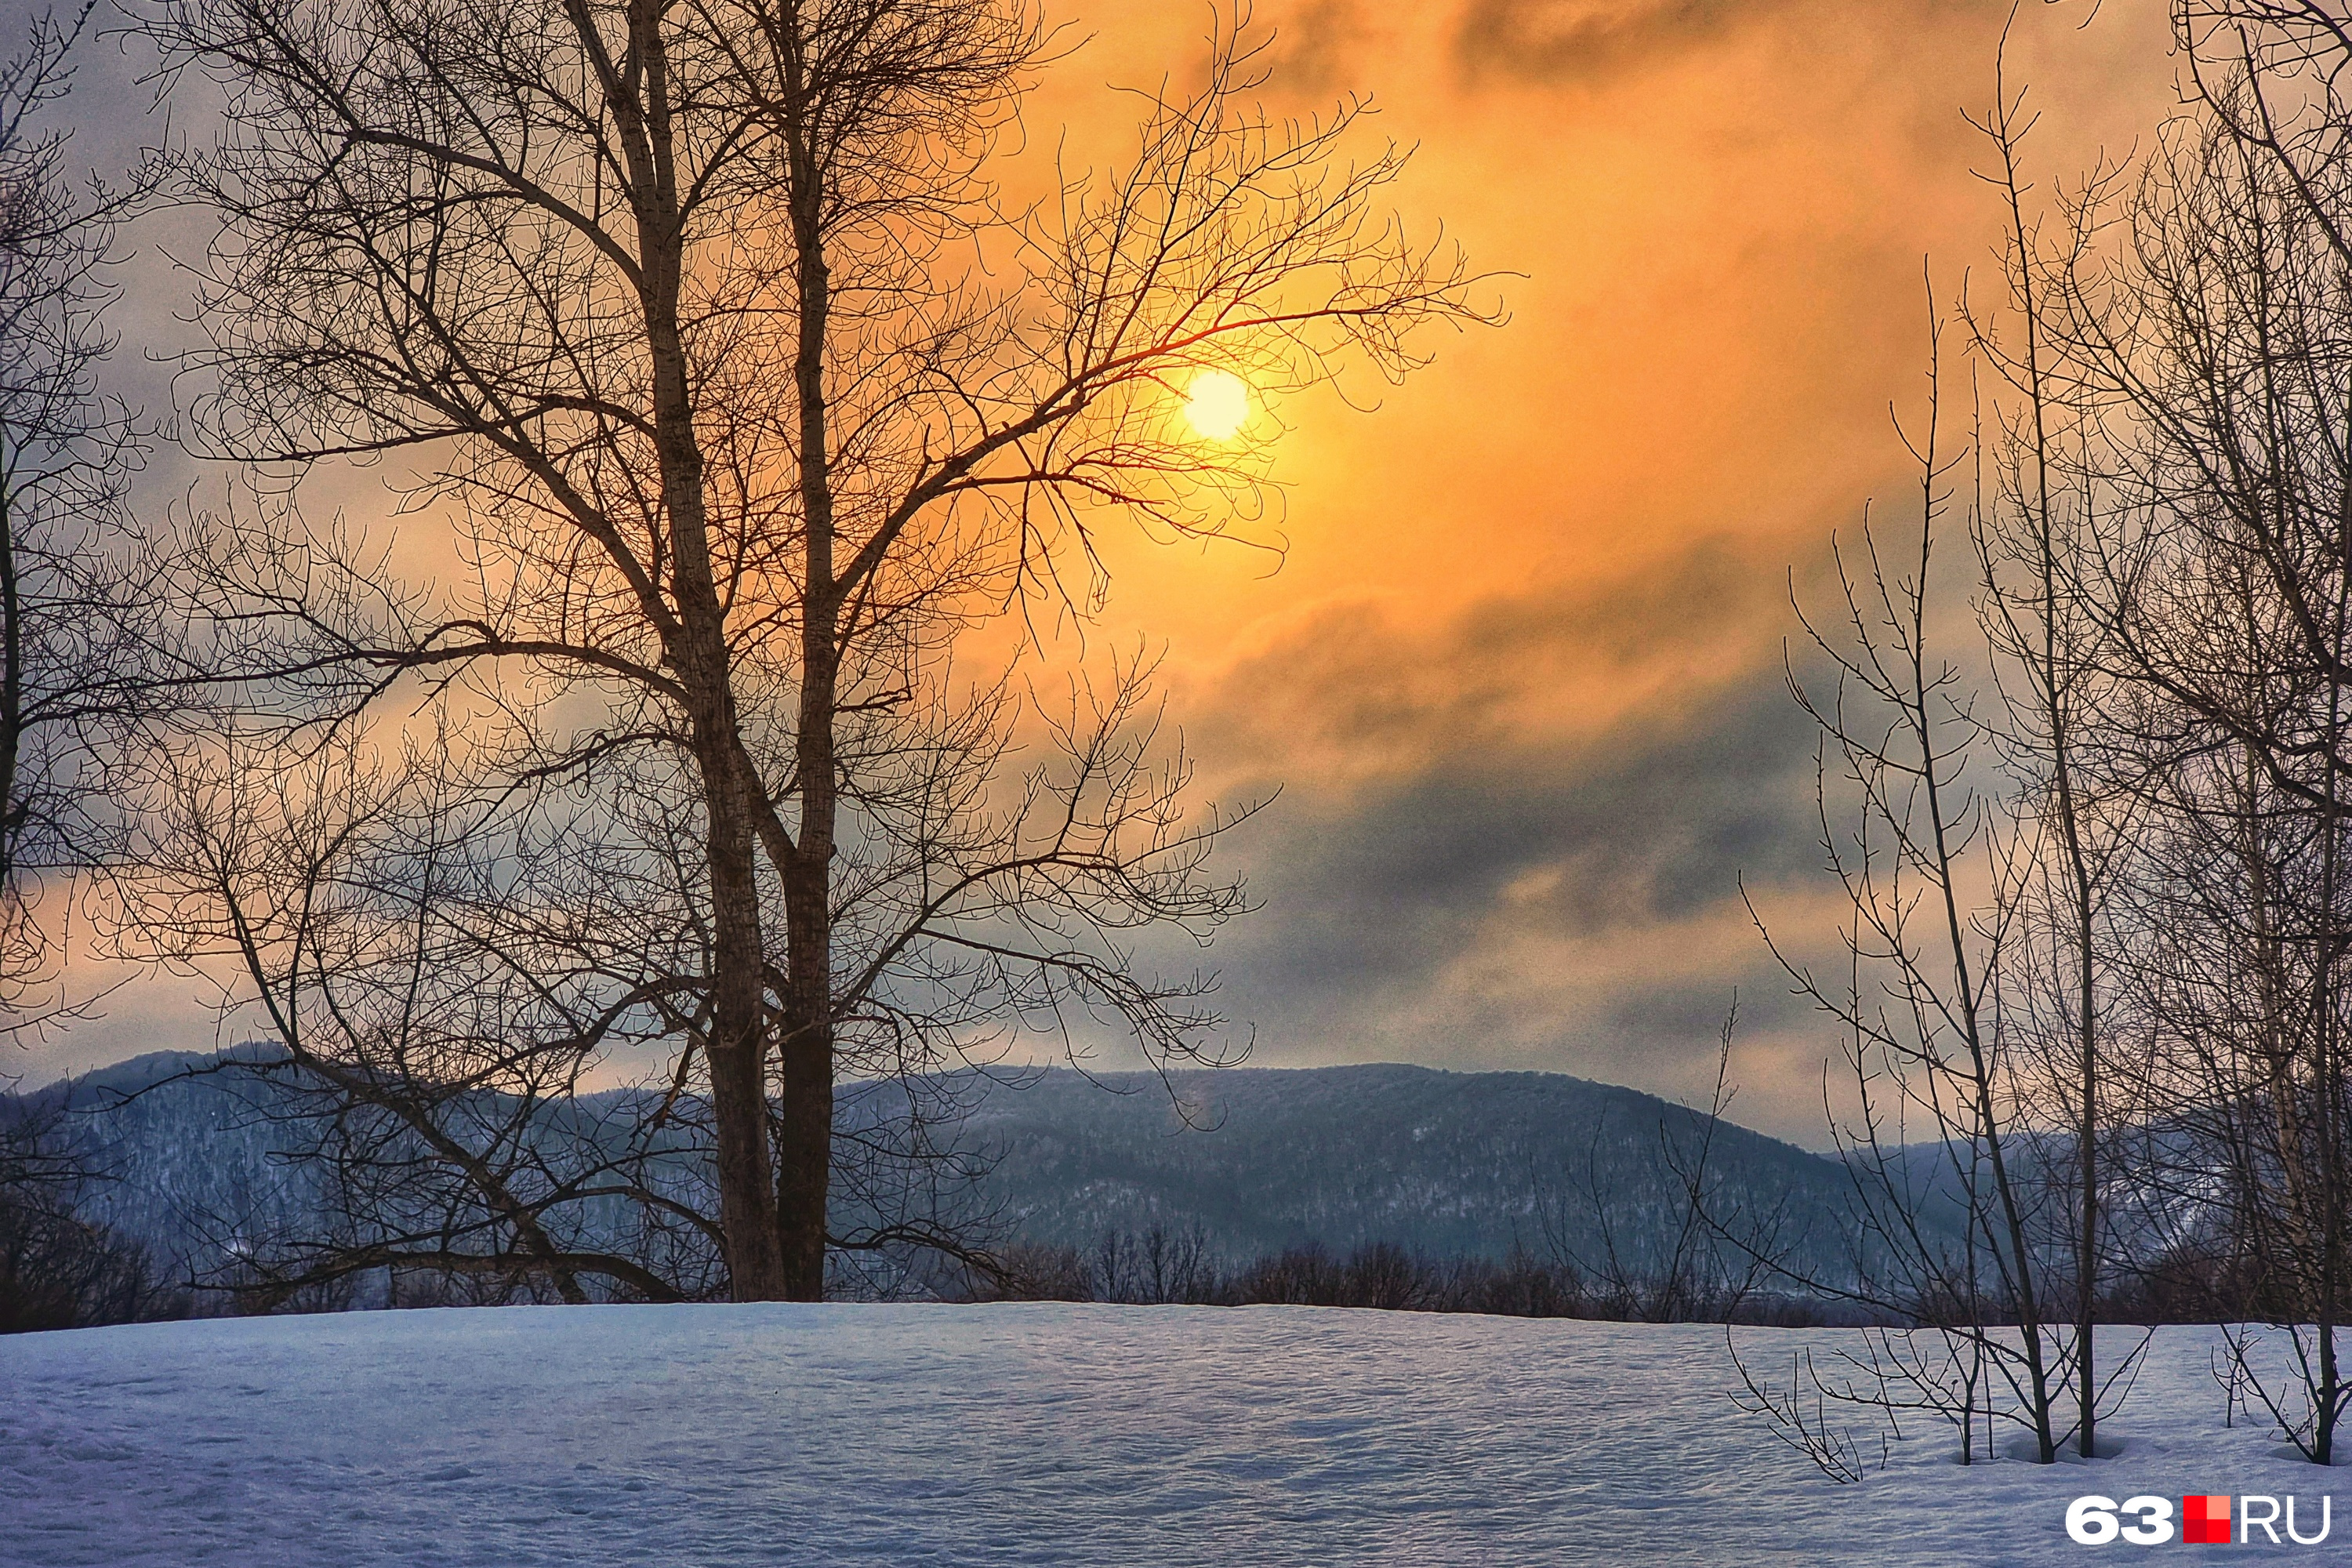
1171;559;1858;1135
1449;0;2009;92
1211;652;1822;991
1453;0;1796;86
23;0;2147;1152
1272;0;1378;94
1151;525;1997;1143
1186;536;1797;796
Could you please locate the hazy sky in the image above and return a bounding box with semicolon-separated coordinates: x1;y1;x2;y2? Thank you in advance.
1036;0;2178;1140
17;0;2184;1142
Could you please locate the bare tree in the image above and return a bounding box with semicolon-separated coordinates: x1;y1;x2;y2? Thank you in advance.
132;717;728;1306
2027;18;2352;1454
1739;291;2147;1466
0;3;166;1040
1961;24;2144;1459
139;0;1494;1300
0;6;183;1328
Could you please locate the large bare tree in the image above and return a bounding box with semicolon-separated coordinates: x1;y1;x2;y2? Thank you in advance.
143;0;1489;1300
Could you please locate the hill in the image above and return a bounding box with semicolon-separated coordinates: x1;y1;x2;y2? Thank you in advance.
953;1062;1850;1268
14;1053;1865;1288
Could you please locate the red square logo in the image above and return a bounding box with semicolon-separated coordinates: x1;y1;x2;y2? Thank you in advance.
2183;1495;2232;1544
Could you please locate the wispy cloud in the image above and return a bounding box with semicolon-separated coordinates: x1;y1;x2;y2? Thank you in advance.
1454;0;1781;86
1448;0;2000;89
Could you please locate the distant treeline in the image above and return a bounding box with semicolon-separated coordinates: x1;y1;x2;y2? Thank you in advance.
0;1171;186;1334
0;1214;1843;1332
956;1225;1843;1327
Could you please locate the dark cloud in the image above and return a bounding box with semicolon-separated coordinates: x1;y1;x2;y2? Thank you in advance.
1184;582;1838;1121
1145;527;1958;1138
1450;0;2002;90
1217;653;1817;968
1272;0;1377;94
1454;0;1791;86
1190;535;1788;787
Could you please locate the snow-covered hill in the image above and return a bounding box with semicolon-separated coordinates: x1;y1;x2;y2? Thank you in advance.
21;1054;1868;1287
0;1305;2332;1565
952;1061;1853;1263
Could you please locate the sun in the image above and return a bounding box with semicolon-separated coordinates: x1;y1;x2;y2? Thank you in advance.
1181;370;1250;441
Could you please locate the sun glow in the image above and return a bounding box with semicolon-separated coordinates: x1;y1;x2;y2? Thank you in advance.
1181;370;1250;441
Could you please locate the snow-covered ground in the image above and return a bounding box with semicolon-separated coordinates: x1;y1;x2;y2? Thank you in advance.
0;1305;2342;1565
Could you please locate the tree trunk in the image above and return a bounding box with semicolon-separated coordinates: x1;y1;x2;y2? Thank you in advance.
773;24;838;1303
777;850;834;1301
0;427;20;885
623;0;784;1301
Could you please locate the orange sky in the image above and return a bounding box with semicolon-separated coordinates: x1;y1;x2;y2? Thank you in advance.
27;0;2189;1143
1019;0;2183;1136
1062;0;2172;695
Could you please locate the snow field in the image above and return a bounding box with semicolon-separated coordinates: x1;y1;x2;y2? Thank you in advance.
0;1305;2339;1565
